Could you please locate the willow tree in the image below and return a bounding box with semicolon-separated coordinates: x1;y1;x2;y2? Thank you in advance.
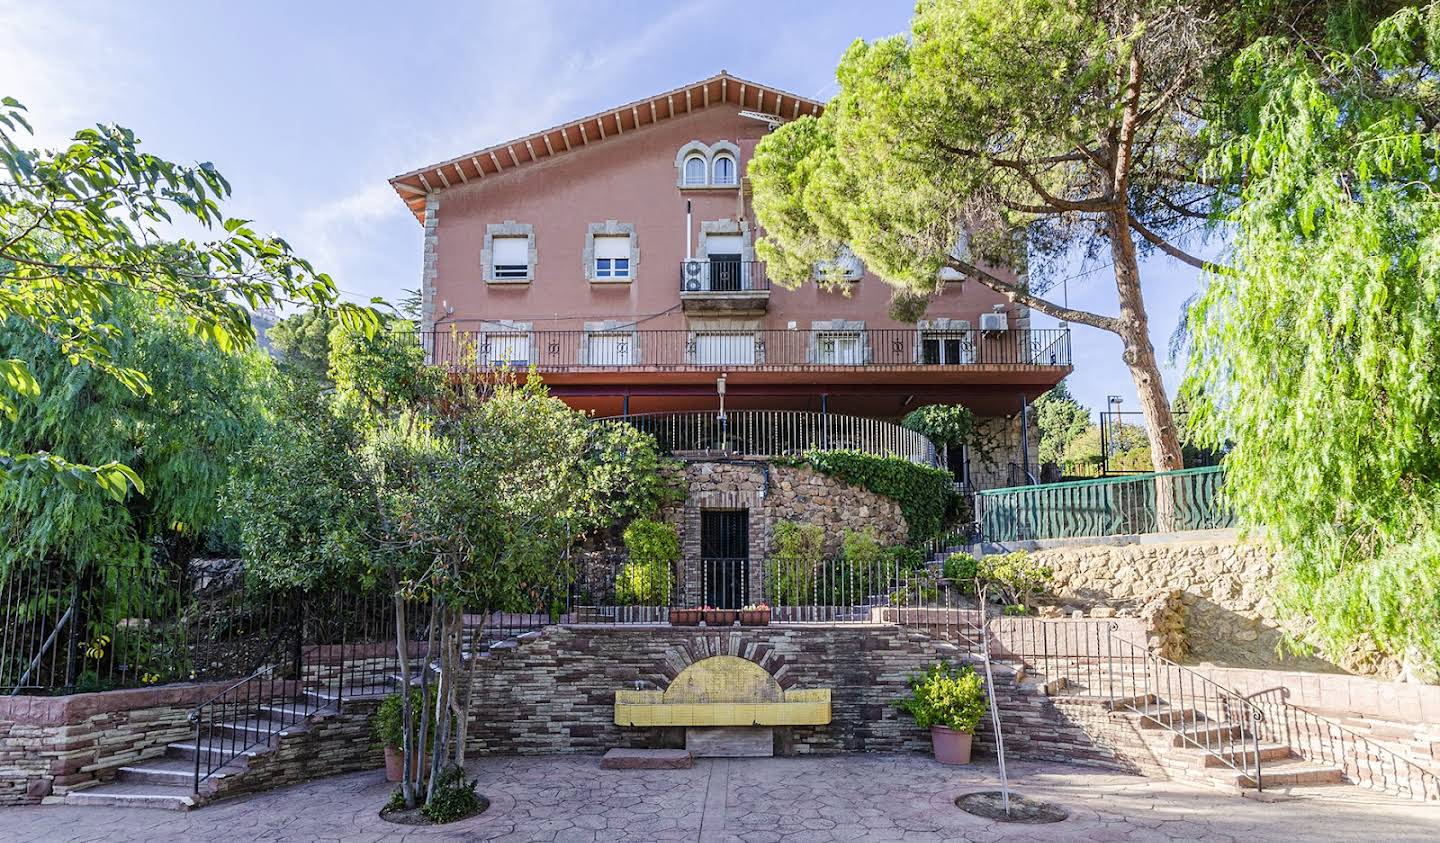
750;0;1232;472
1184;3;1440;678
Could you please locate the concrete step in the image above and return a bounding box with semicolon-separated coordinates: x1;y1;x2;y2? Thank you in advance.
1201;743;1295;768
303;684;393;704
64;782;196;811
214;716;294;740
1127;704;1205;729
1220;758;1346;789
164;740;266;764
257;701;332;720
1170;721;1243;747
601;748;693;770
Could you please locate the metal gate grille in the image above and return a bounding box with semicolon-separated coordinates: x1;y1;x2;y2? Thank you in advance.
700;510;749;608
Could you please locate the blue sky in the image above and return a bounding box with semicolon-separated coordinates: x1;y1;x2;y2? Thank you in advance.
2;0;1208;418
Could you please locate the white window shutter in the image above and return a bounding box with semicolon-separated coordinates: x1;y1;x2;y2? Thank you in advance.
493;237;529;266
594;235;629;259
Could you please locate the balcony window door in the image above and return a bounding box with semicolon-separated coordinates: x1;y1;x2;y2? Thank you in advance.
694;332;755;365
705;235;744;291
586;333;633;366
815;331;864;365
482;333;530;367
920;331;974;365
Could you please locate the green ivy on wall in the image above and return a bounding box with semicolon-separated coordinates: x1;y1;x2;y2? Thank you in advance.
780;449;959;542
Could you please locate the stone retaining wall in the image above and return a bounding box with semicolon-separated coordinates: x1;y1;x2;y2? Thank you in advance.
465;624;1134;771
0;681;234;805
205;698;383;802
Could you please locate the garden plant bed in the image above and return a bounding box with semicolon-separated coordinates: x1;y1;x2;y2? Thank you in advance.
954;791;1068;823
379;794;490;826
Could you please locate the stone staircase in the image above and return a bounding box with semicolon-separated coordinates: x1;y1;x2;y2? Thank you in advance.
61;628;544;811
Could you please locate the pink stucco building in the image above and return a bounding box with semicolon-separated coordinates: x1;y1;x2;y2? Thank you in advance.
389;72;1070;487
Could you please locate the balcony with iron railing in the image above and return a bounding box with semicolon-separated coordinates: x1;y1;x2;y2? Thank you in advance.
416;327;1072;376
679;259;770;313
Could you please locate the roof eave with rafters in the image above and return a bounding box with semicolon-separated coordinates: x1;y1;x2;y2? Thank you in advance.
387;71;825;222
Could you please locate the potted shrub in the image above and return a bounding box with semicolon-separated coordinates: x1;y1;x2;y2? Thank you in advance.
895;661;988;765
670;607;701;626
374;690;432;782
739;603;770;626
700;605;737;626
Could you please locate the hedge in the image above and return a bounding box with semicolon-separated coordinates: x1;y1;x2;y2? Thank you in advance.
782;449;959;541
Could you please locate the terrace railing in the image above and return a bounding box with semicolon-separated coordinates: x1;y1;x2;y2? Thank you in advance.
603;410;940;466
414;327;1072;372
975;466;1233;542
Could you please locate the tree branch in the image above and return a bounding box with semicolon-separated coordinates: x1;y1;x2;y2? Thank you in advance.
943;255;1120;333
1127;217;1232;274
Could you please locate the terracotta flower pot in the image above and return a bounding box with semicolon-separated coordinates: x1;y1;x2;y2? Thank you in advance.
669;608;701;626
930;725;974;765
739;609;770;626
702;609;738;626
384;745;428;782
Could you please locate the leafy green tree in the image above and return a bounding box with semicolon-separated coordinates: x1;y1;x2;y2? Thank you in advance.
266;310;337;383
749;0;1237;472
0;97;374;489
901;403;976;447
1184;2;1440;677
1;294;271;574
1033;382;1091;466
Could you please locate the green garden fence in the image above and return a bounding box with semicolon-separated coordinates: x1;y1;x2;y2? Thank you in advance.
976;466;1233;542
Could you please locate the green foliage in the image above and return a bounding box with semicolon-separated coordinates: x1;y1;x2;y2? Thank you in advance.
623;518;680;564
840;528;884;566
1033;382;1091;466
979;551;1051;609
769;520;824;605
886;545;928;571
895;660;988;733
901;404;976;447
942;552;980;593
1;295;270;574
790;450;958;541
330;321;440;417
616;517;678;606
266;309;336;382
420;765;485;824
0;96;374;487
1184;2;1440;674
374;690;434;748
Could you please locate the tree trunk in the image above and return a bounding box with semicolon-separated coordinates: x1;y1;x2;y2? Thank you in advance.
1107;208;1185;531
393;594;415;810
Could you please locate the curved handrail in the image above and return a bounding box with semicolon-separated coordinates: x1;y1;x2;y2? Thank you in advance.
599;409;940;466
1245;686;1440;801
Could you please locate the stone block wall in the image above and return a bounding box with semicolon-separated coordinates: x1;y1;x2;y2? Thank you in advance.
0;681;234;805
968;414;1039;490
464;624;1133;771
205;698;384;802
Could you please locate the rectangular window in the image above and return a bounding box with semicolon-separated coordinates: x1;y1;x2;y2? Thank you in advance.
593;235;631;280
694;332;755;365
492;236;530;279
482;333;530;367
920;332;973;365
815;331;863;365
586;333;632;366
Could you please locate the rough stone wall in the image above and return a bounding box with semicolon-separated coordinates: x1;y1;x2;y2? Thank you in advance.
0;681;234;805
205;698;383;802
464;624;1131;771
656;460;909;560
969;414;1039;491
1027;536;1347;672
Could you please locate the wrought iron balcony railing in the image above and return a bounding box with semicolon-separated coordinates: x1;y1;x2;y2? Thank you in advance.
602;410;941;466
415;327;1071;371
679;259;770;293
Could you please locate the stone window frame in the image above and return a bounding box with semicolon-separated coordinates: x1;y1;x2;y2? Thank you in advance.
582;220;640;284
481;220;536;284
580;319;642;366
685;316;764;366
697;218;754;260
475;320;535;367
812;245;865;283
914;317;976;365
807;319;871;365
674;140;741;190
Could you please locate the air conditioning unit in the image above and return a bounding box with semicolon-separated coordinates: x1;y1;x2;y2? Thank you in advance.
979;312;1008;335
683;260;704;291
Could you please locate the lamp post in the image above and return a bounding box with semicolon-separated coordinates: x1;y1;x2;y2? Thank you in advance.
1106;395;1123;467
717;373;728;451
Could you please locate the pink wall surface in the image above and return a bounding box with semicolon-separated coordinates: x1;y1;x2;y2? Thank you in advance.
427;104;1017;334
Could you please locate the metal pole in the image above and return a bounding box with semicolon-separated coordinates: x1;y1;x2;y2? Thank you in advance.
978;592;1010;816
1019;396;1033;485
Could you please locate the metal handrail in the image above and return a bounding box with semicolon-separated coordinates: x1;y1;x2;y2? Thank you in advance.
1245;686;1440;801
678;259;771;293
600;409;941;466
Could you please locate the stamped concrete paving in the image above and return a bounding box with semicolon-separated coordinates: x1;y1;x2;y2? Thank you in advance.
6;755;1439;842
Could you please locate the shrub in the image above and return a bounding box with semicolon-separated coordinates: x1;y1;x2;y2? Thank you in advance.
841;528;884;566
769;520;824;605
895;660;988;733
789;450;958;542
373;690;434;749
886;544;928;571
421;765;486;823
616;518;679;605
942;552;980;592
979;551;1052;609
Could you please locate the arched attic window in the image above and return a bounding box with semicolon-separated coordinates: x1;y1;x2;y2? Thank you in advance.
683;154;708;186
711;153;736;186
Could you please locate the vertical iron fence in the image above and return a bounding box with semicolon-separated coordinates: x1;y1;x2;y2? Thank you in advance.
602;410;940;466
975;466;1234;542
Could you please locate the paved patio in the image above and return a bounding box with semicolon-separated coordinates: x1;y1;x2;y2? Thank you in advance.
7;755;1439;842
